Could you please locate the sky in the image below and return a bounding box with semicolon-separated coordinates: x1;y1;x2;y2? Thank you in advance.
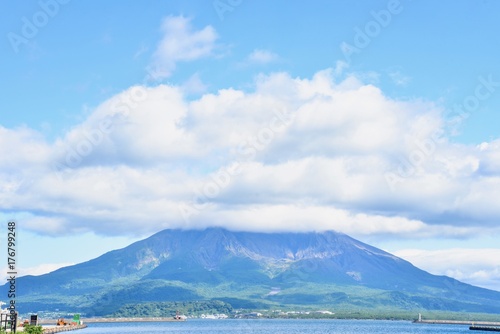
1;0;500;291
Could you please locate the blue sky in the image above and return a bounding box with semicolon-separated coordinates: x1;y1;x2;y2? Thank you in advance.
1;0;500;290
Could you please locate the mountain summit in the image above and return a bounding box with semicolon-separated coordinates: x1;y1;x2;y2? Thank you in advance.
9;228;500;315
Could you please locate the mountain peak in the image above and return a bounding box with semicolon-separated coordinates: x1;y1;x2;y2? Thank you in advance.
7;228;500;315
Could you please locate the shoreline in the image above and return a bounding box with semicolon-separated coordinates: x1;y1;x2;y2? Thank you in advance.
38;317;186;325
15;324;87;333
34;316;500;326
42;325;88;333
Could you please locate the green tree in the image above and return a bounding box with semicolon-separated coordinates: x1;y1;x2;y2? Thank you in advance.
22;324;43;334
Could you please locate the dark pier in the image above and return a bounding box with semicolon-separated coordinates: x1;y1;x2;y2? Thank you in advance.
470;326;500;332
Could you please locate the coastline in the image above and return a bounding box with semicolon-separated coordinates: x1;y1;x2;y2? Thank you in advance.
14;325;87;333
38;317;186;325
42;325;88;333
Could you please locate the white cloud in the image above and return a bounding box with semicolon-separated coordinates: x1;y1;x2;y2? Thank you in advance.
149;16;218;79
183;203;473;238
1;69;500;243
394;248;500;291
246;49;278;65
388;70;411;86
0;126;51;172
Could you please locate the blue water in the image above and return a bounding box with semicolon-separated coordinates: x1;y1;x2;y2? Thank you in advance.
79;319;471;333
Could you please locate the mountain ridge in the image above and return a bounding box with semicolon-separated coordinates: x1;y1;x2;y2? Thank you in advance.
7;227;500;315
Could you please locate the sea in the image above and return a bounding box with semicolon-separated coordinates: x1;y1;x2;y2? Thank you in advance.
79;319;472;333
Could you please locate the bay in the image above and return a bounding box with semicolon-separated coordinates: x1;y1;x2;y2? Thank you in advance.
79;319;471;333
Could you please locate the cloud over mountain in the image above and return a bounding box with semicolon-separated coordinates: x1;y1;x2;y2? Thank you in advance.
1;69;500;244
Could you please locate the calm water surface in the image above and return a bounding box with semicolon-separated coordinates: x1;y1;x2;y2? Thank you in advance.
79;319;470;334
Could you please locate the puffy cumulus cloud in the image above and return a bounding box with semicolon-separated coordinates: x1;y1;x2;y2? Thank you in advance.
0;126;52;210
478;140;500;176
1;69;500;240
149;16;218;79
394;248;500;291
52;85;199;168
0;126;51;171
